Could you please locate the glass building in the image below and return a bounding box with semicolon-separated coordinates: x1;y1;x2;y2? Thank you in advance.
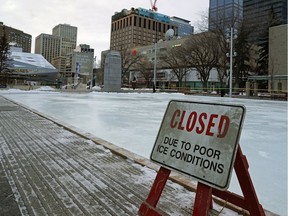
170;16;194;37
209;0;243;31
8;49;58;83
243;0;287;43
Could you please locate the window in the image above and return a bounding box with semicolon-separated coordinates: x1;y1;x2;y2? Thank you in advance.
144;18;146;28
134;16;137;26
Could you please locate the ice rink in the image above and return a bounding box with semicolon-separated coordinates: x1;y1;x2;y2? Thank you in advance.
1;88;287;215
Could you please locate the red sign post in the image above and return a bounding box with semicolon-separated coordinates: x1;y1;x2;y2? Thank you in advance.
138;100;265;216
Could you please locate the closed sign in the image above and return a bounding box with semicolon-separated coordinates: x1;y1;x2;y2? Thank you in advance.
150;100;246;190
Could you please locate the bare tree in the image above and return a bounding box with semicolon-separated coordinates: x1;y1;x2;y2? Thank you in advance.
208;28;229;93
160;45;191;88
193;9;209;33
134;56;154;87
208;14;255;93
185;32;218;91
120;47;142;85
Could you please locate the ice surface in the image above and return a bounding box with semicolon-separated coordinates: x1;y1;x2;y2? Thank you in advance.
0;88;287;215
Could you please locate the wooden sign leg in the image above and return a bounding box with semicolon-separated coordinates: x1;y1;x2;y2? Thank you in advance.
212;145;265;216
234;146;265;215
193;183;213;216
138;166;171;216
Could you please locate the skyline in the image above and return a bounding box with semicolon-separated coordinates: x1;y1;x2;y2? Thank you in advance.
1;0;209;61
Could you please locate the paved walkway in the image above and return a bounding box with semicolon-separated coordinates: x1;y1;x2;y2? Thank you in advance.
0;96;276;216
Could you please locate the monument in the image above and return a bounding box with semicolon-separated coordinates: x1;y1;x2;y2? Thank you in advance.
103;51;121;92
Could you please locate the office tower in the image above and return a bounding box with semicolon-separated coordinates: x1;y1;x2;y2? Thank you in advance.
52;24;77;56
35;33;61;63
74;44;94;54
65;44;94;82
110;8;179;51
208;0;243;31
0;22;32;53
170;16;194;37
243;0;287;43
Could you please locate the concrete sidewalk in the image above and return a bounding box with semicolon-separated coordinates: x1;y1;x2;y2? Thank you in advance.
0;96;276;216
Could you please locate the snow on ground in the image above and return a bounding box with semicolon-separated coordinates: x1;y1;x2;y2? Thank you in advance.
0;87;287;215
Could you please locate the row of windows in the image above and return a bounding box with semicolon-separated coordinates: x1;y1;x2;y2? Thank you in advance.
111;31;161;38
111;35;156;44
210;0;243;8
112;26;165;34
112;15;176;34
111;35;159;46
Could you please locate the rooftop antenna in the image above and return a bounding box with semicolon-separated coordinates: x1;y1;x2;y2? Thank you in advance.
165;29;174;40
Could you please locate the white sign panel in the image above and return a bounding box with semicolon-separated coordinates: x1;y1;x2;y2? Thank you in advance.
150;100;246;190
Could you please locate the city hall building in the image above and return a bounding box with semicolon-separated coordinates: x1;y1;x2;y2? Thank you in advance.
8;47;58;84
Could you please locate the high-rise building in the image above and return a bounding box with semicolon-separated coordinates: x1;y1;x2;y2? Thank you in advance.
52;24;77;56
74;44;94;54
59;44;94;84
0;22;32;53
33;24;78;77
35;33;61;63
170;16;194;37
65;51;94;82
208;0;243;31
243;0;287;43
110;7;179;51
268;24;287;93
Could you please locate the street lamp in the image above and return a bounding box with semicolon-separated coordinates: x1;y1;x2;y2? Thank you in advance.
226;27;237;97
90;56;96;90
153;20;159;93
153;41;157;93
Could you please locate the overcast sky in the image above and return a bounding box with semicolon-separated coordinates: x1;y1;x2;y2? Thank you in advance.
1;0;209;60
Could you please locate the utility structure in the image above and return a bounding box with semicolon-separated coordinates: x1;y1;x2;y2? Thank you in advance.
150;0;158;92
150;0;158;11
226;27;237;98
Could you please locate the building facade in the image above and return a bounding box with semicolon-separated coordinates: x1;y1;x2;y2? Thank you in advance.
51;56;66;77
243;0;287;44
8;49;57;84
129;35;220;90
268;24;287;93
208;0;243;31
0;22;32;53
64;44;94;84
74;44;94;54
35;33;61;63
34;24;78;79
170;16;194;37
52;24;78;56
110;7;179;51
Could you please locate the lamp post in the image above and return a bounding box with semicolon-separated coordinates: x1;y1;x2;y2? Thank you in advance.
227;27;237;98
153;21;158;93
153;42;157;93
90;56;96;90
229;27;233;97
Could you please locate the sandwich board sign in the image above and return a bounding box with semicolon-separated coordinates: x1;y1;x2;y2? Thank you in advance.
150;100;246;190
